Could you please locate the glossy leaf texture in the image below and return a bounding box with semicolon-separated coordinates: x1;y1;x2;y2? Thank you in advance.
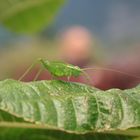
0;79;140;140
0;0;64;33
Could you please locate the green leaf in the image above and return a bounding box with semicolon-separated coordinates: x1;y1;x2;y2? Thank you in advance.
0;79;140;139
0;0;64;33
0;128;135;140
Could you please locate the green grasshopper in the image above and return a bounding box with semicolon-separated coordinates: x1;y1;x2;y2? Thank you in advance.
19;58;140;82
19;58;91;82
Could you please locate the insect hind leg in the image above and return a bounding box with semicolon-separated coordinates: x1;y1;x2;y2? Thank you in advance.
82;71;93;85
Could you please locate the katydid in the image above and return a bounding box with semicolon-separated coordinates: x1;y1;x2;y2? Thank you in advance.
19;58;140;82
19;58;91;82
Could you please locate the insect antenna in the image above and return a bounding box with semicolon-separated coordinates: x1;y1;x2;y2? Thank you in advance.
18;60;38;81
82;67;140;80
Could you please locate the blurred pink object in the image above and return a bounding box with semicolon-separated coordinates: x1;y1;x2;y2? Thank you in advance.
58;26;93;67
14;27;140;90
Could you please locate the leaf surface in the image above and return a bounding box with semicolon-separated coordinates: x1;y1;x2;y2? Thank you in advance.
0;80;140;133
0;0;64;33
0;79;140;139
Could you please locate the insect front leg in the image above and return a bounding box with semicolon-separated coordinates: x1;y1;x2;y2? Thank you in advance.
18;59;39;81
33;68;44;81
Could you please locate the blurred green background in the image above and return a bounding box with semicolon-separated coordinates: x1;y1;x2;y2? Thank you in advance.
0;0;140;90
